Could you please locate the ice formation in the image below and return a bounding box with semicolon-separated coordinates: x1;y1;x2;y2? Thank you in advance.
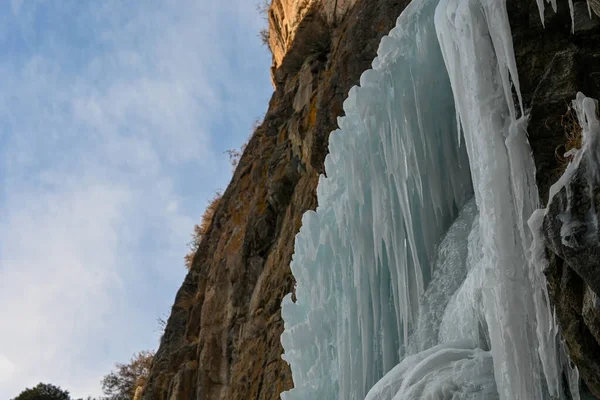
280;1;472;397
537;0;595;32
280;0;586;399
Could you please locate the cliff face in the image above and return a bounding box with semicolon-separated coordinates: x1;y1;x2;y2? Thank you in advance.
543;152;600;396
267;0;356;70
141;1;410;399
142;1;600;399
510;1;600;396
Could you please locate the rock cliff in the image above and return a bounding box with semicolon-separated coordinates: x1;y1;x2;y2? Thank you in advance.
142;1;410;399
142;0;600;399
510;1;600;396
543;147;600;396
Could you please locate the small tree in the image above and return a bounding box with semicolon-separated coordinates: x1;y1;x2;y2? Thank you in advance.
259;29;269;46
155;314;168;338
225;127;253;173
101;351;154;400
12;383;71;400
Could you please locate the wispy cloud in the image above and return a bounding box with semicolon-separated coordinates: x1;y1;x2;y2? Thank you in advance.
0;0;272;398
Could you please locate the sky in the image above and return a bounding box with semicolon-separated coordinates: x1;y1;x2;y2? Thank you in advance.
0;1;273;398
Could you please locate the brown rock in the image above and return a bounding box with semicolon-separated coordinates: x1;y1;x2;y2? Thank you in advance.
268;0;358;76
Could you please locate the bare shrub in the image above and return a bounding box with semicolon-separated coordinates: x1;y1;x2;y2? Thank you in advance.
184;192;222;270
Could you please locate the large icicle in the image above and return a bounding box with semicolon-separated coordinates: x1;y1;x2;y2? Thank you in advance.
435;0;563;397
280;0;472;398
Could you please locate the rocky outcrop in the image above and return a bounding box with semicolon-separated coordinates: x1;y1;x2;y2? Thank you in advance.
509;1;600;396
545;156;600;298
142;0;600;399
267;0;358;80
540;100;600;396
511;0;600;201
141;1;410;399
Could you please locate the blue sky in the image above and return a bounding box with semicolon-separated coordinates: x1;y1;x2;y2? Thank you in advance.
0;1;273;398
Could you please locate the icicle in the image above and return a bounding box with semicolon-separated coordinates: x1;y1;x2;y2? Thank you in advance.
536;0;559;27
568;0;575;33
528;209;563;396
435;0;564;397
537;0;546;26
564;352;582;400
534;0;591;33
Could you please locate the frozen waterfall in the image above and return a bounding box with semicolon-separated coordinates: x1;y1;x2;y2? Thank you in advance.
280;0;582;399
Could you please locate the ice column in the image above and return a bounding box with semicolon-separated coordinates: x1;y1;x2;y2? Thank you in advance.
435;0;562;398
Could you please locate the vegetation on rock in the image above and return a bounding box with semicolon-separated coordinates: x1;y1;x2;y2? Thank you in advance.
257;0;270;47
100;350;154;400
555;103;584;169
555;102;600;173
184;191;222;270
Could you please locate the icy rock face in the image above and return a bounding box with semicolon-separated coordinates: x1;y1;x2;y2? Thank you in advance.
281;0;579;399
533;93;600;396
543;93;600;297
280;0;472;398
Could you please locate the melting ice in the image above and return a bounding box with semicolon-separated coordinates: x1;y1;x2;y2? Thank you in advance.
280;0;586;398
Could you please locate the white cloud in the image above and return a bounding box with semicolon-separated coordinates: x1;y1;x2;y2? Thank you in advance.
0;353;16;384
0;181;129;396
0;0;272;398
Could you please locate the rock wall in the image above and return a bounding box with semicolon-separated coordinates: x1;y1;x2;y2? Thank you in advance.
509;1;600;397
543;154;600;397
141;1;410;399
142;0;600;399
267;0;358;82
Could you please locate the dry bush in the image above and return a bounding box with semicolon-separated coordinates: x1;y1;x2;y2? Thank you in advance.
259;28;269;47
184;191;222;270
225;148;244;171
554;101;600;174
225;122;257;172
256;0;269;14
555;105;583;165
256;1;270;48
